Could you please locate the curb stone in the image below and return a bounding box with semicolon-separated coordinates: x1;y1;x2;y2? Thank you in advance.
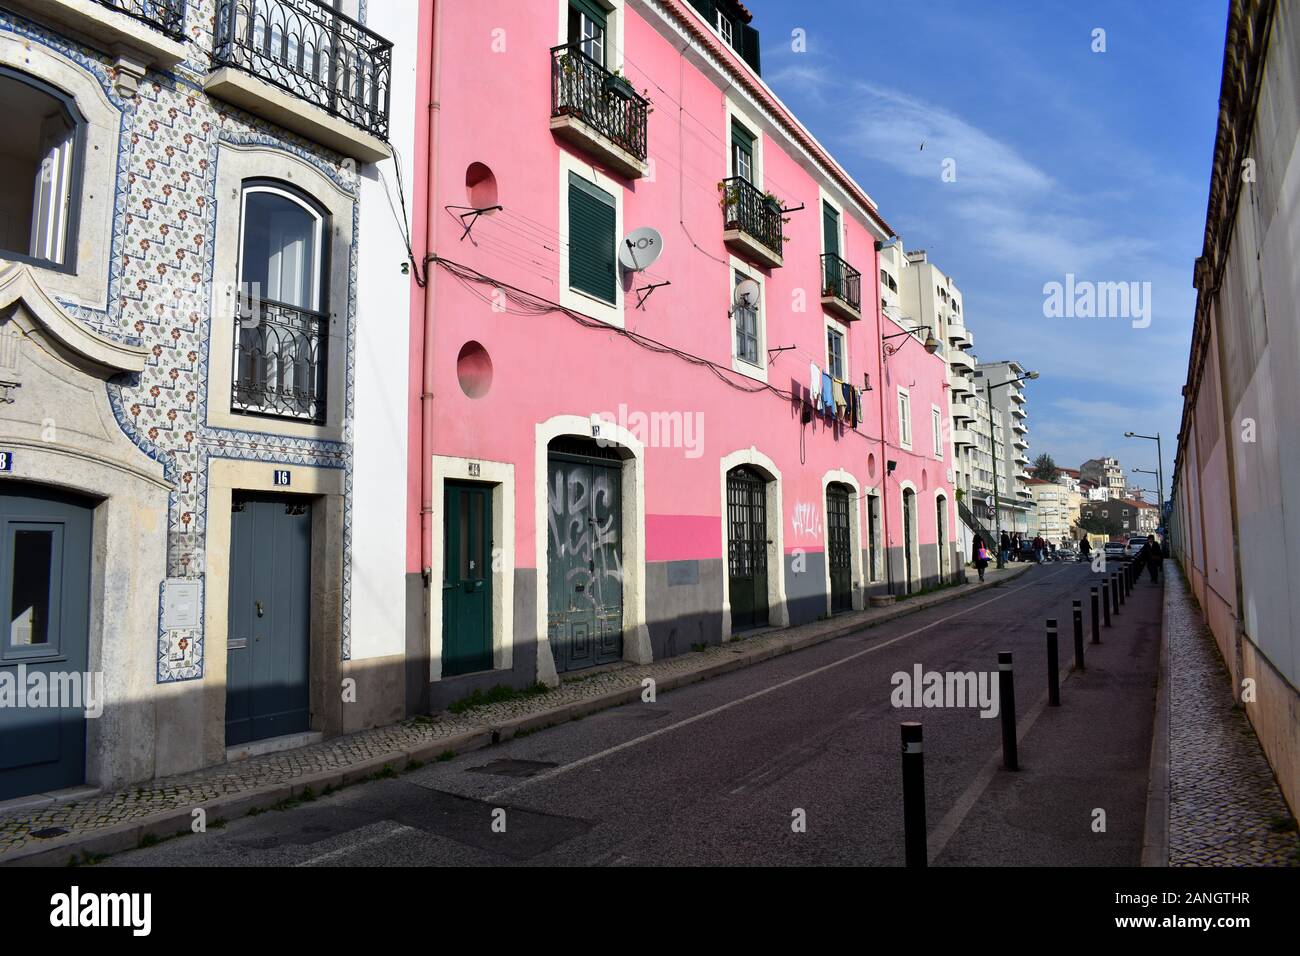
1;563;1033;866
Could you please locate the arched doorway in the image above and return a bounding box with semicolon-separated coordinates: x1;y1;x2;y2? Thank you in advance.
826;482;853;612
547;436;626;673
0;481;93;800
935;493;949;583
727;465;770;631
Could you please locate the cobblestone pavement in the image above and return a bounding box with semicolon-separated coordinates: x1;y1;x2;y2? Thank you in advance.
1166;568;1300;866
0;565;1030;861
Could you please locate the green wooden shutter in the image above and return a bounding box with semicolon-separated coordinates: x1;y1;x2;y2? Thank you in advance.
570;0;608;30
568;173;616;304
822;201;840;256
731;119;755;154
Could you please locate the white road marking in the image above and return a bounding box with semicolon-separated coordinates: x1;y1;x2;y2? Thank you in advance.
487;565;1076;801
293;822;418;866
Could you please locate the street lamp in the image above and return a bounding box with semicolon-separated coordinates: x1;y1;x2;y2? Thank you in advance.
987;370;1039;568
1123;431;1165;534
882;325;940;357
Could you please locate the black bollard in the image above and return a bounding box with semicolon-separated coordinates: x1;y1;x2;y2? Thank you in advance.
1073;600;1085;670
1118;570;1126;607
1046;619;1060;706
1090;587;1101;643
1112;573;1121;615
998;651;1018;770
1102;579;1112;627
901;722;926;868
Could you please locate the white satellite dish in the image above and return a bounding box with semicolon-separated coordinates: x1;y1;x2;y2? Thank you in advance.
618;227;664;272
733;278;760;311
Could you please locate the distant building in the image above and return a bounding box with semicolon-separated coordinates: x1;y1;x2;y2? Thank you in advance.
1080;457;1125;498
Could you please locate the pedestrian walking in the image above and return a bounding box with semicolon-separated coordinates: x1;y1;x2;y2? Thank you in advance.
1033;534;1046;564
1079;536;1091;562
1142;535;1161;583
1000;530;1011;566
973;534;990;582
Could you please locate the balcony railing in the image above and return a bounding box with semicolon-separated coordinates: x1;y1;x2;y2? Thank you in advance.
721;176;784;259
232;297;327;424
213;0;392;141
94;0;186;39
550;44;649;164
821;253;861;313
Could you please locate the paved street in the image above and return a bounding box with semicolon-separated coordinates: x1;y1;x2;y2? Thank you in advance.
105;562;1165;866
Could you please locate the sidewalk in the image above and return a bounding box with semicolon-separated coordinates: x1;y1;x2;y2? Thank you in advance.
1161;566;1300;866
0;563;1032;865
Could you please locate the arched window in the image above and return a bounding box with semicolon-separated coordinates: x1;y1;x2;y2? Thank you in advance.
232;181;329;423
0;68;84;269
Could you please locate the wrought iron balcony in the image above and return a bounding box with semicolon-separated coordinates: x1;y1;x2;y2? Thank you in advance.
213;0;392;142
232;297;328;424
821;252;861;321
93;0;186;38
550;44;649;178
721;176;784;267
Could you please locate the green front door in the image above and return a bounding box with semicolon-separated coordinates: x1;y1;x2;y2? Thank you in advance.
727;466;769;631
443;482;493;677
547;447;623;673
827;483;852;613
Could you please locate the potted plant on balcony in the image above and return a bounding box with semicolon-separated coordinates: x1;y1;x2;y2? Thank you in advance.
717;180;743;229
605;68;637;101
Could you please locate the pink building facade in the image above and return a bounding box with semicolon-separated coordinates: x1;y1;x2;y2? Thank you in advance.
407;0;959;707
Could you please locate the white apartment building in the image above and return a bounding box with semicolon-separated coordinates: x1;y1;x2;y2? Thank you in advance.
975;360;1036;535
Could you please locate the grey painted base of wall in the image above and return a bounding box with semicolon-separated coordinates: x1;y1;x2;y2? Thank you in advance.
409;545;967;713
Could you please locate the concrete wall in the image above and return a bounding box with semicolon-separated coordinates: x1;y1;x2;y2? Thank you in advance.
1172;0;1300;815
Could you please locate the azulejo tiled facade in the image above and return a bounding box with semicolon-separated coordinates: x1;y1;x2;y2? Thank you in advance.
0;0;415;794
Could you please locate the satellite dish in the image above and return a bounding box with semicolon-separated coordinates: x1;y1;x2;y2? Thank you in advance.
733;278;760;310
618;227;664;272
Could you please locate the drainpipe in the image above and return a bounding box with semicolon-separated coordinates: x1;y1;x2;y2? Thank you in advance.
420;0;444;579
874;241;893;596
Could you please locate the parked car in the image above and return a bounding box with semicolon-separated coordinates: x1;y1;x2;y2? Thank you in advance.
1103;541;1126;563
1124;535;1149;561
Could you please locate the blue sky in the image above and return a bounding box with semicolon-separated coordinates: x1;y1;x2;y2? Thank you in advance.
747;0;1228;494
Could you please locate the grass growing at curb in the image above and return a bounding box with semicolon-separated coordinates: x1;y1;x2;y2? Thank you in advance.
447;682;550;714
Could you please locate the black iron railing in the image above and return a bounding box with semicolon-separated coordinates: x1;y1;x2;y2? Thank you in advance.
821;252;861;312
232;298;327;423
94;0;187;39
550;44;649;163
720;176;783;259
958;498;996;548
213;0;392;141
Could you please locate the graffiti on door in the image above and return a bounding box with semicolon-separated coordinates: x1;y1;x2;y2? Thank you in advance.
548;465;623;614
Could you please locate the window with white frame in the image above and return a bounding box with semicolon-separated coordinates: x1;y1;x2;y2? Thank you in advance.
567;0;607;65
898;389;911;447
826;325;844;380
0;68;83;269
932;407;942;457
733;269;760;366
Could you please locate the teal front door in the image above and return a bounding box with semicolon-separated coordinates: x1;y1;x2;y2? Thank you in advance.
226;494;312;746
0;483;92;801
442;481;493;676
547;448;623;673
827;483;852;613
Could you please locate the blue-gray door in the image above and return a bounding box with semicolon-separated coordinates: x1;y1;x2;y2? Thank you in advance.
547;445;623;673
226;494;312;746
0;482;92;801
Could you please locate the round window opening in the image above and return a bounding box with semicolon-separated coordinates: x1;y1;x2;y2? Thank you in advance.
867;453;877;480
456;341;493;398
